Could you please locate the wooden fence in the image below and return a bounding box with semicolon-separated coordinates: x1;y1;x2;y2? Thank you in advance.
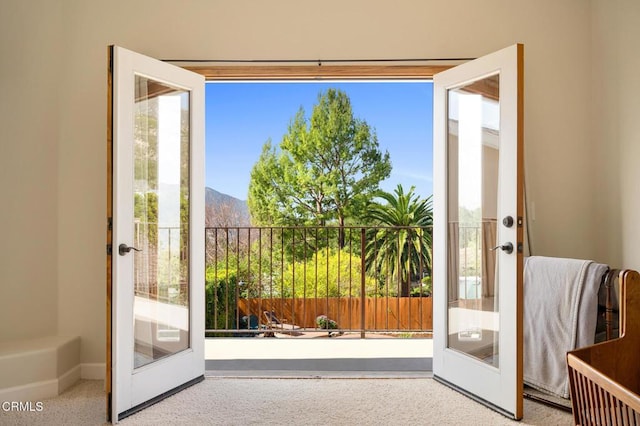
237;297;432;331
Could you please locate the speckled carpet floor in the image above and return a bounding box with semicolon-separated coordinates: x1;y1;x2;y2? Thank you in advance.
1;377;572;425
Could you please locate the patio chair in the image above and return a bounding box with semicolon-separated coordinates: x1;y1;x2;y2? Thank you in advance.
262;310;300;331
262;311;342;338
240;314;259;330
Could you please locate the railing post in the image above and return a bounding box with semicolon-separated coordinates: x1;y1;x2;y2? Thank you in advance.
360;227;366;339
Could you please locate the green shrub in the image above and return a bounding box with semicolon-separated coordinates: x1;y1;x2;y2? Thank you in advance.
316;315;338;329
282;248;378;297
410;276;432;297
205;273;240;331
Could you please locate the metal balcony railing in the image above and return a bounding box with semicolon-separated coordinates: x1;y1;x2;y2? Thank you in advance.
205;226;434;338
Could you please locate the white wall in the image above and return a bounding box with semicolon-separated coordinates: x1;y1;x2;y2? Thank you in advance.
0;1;62;340
591;0;640;270
1;0;604;365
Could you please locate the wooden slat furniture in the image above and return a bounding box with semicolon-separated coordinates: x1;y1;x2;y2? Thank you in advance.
567;270;640;425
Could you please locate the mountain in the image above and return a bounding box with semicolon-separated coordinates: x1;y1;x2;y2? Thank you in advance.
205;187;250;226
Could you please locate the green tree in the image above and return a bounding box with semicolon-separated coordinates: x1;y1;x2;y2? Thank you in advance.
248;88;392;248
363;184;433;297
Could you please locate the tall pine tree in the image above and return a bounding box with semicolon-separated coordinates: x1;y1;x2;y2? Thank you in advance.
248;88;392;248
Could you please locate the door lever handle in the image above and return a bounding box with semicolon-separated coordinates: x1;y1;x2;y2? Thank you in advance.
491;242;514;254
118;243;142;256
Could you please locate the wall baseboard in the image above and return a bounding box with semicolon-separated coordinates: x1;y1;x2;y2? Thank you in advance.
58;364;81;394
0;364;105;401
0;336;82;401
0;364;81;402
81;363;105;380
0;378;58;402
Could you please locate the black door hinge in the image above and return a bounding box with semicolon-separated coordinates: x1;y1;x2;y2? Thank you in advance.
107;217;113;231
107;244;113;256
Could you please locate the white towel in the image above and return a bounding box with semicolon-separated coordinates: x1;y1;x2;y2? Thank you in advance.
523;256;607;398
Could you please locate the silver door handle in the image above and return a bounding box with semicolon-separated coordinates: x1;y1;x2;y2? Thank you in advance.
491;242;513;254
118;244;142;256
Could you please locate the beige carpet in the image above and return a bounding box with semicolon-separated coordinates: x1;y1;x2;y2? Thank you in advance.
1;378;572;425
1;380;107;426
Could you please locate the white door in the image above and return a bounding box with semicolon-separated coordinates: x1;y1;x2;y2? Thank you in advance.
432;44;524;419
110;46;205;422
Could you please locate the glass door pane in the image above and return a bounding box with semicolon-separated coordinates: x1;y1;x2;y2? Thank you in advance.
446;74;500;367
133;76;191;369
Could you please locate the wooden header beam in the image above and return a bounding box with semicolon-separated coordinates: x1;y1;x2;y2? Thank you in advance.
184;65;453;81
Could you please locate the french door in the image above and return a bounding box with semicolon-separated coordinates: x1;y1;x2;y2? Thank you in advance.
109;46;205;422
432;44;524;419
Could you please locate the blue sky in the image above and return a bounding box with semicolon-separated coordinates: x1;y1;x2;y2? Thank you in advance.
205;81;434;201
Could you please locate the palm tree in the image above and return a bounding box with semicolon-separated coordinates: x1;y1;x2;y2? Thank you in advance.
364;184;433;297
